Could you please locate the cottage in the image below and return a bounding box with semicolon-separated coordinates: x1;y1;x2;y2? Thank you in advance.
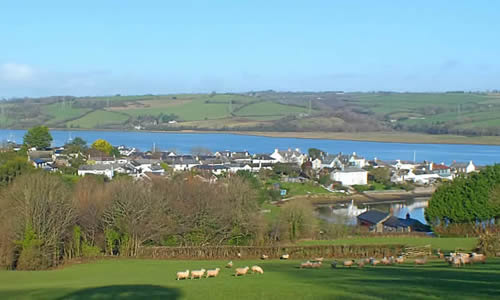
450;161;476;174
429;162;452;178
330;168;368;186
270;148;307;165
28;150;54;168
357;210;430;233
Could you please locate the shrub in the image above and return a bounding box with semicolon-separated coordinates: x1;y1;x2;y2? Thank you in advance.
81;243;102;258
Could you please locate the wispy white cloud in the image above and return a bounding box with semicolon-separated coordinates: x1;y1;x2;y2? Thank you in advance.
0;63;36;81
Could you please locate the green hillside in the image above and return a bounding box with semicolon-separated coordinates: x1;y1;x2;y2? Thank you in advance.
1;92;500;139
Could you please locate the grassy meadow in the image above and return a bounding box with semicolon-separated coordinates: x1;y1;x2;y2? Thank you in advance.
0;257;498;300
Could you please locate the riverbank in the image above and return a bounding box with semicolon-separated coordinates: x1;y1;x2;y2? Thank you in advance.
5;127;500;145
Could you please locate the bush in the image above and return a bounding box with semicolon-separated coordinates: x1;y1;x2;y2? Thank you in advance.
477;231;500;256
81;243;102;258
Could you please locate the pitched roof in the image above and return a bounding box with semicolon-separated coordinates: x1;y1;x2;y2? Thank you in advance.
357;210;390;224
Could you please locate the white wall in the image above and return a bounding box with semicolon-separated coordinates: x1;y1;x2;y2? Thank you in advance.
331;170;367;186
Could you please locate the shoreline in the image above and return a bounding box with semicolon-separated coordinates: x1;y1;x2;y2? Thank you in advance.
2;127;500;146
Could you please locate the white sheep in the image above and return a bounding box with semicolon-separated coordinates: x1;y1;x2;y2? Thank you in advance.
234;266;250;276
251;265;264;274
206;268;220;278
280;254;289;260
190;269;206;279
176;270;189;280
261;254;269;260
471;253;486;264
300;261;312;268
226;261;233;268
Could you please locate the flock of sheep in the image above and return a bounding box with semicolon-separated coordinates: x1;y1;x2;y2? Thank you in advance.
175;251;487;280
176;263;264;280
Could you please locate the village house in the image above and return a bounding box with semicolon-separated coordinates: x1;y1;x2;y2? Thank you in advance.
429;162;452;179
357;210;430;233
252;154;277;164
78;164;115;179
450;161;476;174
392;159;418;170
330;168;368;186
348;152;367;168
28;150;54;168
270;148;307;165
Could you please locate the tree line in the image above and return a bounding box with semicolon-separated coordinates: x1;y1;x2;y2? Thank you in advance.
426;165;500;227
0;170;318;270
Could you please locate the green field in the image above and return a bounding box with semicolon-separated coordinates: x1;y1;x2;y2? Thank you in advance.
67;110;130;128
41;103;91;126
2;92;500;143
297;237;478;253
0;258;498;299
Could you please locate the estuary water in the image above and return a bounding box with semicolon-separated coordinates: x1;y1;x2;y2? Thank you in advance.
0;129;499;165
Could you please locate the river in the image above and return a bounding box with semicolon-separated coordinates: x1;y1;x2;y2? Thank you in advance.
1;129;499;165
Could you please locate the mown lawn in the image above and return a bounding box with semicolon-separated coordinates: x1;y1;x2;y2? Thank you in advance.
0;258;498;299
298;237;478;253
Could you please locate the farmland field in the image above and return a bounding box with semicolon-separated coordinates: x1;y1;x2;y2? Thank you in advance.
2;92;500;144
0;257;498;299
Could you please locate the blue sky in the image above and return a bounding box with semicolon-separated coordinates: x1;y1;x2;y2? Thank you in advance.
1;1;499;97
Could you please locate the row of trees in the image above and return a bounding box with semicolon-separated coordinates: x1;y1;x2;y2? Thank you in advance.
425;165;500;225
0;170;318;270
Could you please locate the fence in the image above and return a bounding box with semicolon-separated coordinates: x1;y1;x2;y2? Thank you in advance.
137;244;410;260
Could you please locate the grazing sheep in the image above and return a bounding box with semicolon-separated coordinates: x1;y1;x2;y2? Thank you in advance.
343;260;355;268
226;261;233;268
280;254;290;260
190;269;206;279
176;270;189;280
311;261;322;269
460;255;472;266
471;253;486;264
251;265;264;274
237;252;242;258
450;257;462;267
206;268;220;278
381;257;391;265
370;258;380;266
436;249;444;259
364;258;371;264
414;257;427;265
395;256;405;264
357;261;365;268
314;257;324;262
261;254;269;260
301;261;313;269
234;266;250;276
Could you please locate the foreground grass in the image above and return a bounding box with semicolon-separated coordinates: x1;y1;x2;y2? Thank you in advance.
0;258;499;299
298;237;478;253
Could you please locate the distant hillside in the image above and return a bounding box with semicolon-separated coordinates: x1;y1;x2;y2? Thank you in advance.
1;91;500;136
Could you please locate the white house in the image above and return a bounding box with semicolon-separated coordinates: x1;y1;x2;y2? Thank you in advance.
348;152;367;168
392;160;418;171
78;164;114;179
450;161;476;174
330;168;368;186
404;170;440;184
271;148;307;165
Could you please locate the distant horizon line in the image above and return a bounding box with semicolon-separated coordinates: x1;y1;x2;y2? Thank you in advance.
2;89;499;100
